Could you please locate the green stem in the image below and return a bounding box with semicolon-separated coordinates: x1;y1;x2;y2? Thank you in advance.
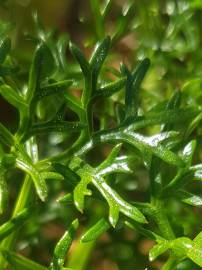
152;199;175;240
0;138;37;269
66;240;95;270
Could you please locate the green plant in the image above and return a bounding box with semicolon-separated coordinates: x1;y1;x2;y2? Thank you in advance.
0;1;202;270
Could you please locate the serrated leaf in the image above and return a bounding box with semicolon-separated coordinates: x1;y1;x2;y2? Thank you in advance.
27;43;55;104
2;250;47;270
81;218;110;243
0;37;11;63
49;219;79;270
0;208;30;241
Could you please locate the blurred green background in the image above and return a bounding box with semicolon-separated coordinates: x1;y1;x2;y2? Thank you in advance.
0;1;202;269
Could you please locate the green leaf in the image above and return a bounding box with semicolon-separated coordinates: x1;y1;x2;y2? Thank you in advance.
69;157;147;227
2;251;47;270
90;0;104;39
27;43;55;104
0;208;30;241
124;58;150;118
125;221;164;242
77;129;184;167
69;42;90;78
34;80;73;101
101;0;113;18
127;108;198;131
182;140;196;166
57;193;73;204
97;144;132;175
193;231;202;245
64;92;84;115
81;218;110;243
15;147;47;201
28;121;86;137
41;172;64;181
0;165;7;215
91;77;126;101
49;219;79;270
149;241;170;261
0;122;14;146
0;84;27;111
0;37;11;63
112;2;134;44
162;91;181;131
176;190;202;207
188;233;202;267
90;36;111;91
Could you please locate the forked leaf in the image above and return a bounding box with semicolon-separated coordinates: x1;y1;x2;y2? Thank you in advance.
16;148;47;201
97;144;132;175
69;157;147;227
49;219;79;270
77;129;185;167
81;218;110;243
2;250;47;270
0;37;11;63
